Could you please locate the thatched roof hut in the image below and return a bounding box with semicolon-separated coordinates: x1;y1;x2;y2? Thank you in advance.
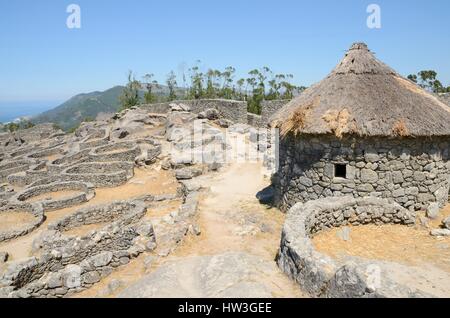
271;43;450;138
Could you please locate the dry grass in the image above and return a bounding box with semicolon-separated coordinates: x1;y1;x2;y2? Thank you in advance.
322;108;358;138
279;97;320;137
392;119;410;137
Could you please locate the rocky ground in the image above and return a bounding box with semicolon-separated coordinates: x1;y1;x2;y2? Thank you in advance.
1;102;449;298
74;162;302;298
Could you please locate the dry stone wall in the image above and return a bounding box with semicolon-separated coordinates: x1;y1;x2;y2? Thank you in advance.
140;99;289;128
276;196;426;298
0;204;45;243
141;99;248;124
260;100;288;125
274;135;450;212
0;200;155;298
12;181;95;212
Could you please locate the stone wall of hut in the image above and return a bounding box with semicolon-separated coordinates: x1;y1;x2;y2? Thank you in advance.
273;135;450;212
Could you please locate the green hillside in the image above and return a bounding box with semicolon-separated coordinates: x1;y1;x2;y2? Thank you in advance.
33;86;125;131
32;85;187;131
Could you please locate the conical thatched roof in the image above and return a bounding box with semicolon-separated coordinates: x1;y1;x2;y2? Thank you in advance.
271;43;450;138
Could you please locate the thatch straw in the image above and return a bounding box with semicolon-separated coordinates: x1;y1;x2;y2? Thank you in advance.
392;119;409;137
271;43;450;138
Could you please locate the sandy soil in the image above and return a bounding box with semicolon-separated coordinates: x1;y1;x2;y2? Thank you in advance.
45;154;61;162
92;167;179;202
100;148;131;155
313;224;450;272
0;212;35;232
312;205;450;297
25;190;84;203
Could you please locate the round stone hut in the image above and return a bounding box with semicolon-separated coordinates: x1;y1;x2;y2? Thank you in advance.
271;43;450;212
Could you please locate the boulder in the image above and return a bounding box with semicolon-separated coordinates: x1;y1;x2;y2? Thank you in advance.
426;202;440;219
430;229;450;237
175;167;203;180
198;108;219;120
118;253;282;298
215;118;233;128
170;103;191;112
91;251;114;268
82;271;101;284
111;128;129;139
63;264;82;288
443;217;450;230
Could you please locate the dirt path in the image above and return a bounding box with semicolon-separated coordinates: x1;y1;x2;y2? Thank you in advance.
75;162;304;298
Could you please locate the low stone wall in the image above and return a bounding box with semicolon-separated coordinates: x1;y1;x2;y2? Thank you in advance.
88;142;141;163
27;144;64;160
7;163;50;187
0;204;45;243
140;99;248;124
0;160;33;182
0;200;154;298
276;196;422;298
61;162;134;187
48;149;91;173
27;139;160;188
15;124;62;143
79;137;109;150
274;135;450;212
260;100;288;125
12;182;95;212
140;99;289;127
7;146;40;159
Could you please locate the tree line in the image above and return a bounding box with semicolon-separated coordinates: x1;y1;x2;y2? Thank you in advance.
0;119;34;133
407;70;450;93
119;62;306;114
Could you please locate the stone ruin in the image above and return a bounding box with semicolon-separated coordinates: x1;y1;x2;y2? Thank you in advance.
0;93;281;298
276;196;428;298
270;43;450;297
273;135;450;213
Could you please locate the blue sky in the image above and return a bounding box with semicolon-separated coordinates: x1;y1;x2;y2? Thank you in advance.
0;0;449;103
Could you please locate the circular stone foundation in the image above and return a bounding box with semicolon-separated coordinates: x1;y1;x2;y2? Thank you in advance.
61;161;134;187
13;182;95;212
27;144;64;160
276;196;424;298
89;142;141;162
48;200;147;238
0;160;33;182
0;204;45;242
79;135;109;150
0;200;153;298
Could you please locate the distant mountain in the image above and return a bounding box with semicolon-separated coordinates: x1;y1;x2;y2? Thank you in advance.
33;85;187;131
33;86;125;131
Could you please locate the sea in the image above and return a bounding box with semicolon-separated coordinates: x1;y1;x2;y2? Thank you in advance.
0;101;62;123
